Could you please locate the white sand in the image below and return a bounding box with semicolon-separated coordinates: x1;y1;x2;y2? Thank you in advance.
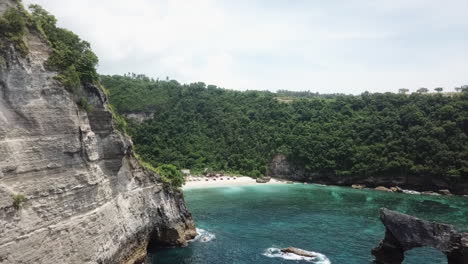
182;176;287;189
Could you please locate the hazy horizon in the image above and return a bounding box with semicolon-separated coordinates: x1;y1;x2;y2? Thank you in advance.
24;0;468;94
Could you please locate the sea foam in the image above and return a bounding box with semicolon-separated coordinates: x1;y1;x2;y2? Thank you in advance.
263;247;331;264
190;228;216;243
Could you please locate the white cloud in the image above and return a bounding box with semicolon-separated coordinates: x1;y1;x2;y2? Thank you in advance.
23;0;468;93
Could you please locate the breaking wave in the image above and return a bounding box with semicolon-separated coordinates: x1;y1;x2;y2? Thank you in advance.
190;228;216;243
262;247;331;264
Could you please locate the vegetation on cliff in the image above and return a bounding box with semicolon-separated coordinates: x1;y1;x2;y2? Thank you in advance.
101;74;468;182
0;7;28;56
25;4;98;111
134;153;185;188
12;194;26;210
1;4;184;188
28;4;99;86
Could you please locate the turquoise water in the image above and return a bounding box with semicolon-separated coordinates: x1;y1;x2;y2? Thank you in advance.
151;184;468;264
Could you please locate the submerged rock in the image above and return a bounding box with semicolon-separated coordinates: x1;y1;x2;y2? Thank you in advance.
281;247;317;258
372;208;468;264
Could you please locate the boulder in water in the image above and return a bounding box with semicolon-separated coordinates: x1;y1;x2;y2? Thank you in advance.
281;247;317;258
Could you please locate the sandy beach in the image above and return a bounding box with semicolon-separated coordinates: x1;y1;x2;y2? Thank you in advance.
183;176;288;189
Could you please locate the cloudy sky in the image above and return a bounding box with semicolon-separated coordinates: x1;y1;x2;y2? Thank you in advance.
24;0;468;94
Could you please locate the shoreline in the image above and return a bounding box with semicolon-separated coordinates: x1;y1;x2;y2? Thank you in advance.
182;176;288;190
182;177;468;198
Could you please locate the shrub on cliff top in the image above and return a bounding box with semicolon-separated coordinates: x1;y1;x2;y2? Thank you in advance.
0;7;28;56
28;4;100;112
133;154;184;188
156;164;185;188
28;4;99;85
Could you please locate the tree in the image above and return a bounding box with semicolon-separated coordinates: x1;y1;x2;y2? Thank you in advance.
398;88;409;94
434;87;443;93
416;87;428;94
454;85;467;92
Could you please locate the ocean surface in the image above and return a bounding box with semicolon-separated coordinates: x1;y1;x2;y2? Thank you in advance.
150;184;468;264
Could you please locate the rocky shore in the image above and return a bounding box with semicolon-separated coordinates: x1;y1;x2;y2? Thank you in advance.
268;154;468;196
351;184;466;197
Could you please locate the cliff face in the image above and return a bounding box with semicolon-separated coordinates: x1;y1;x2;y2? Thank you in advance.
0;2;196;263
268;154;468;194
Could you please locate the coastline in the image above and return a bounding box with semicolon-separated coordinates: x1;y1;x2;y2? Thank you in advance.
182;176;287;190
182;176;468;198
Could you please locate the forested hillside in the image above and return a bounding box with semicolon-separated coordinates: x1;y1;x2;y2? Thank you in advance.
101;74;468;186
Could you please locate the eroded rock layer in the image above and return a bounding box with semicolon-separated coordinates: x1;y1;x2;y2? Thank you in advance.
0;2;196;263
372;208;468;264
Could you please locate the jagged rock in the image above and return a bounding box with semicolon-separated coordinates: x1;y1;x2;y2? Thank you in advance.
352;184;366;189
281;247;317;258
0;2;195;263
372;208;468;264
375;186;392;192
256;177;271;183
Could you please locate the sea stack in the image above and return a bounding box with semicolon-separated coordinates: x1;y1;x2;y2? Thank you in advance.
372;208;468;264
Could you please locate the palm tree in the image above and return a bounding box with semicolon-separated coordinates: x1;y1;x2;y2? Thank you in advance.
398;88;409;94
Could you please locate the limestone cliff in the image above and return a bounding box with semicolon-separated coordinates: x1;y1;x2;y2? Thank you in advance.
0;1;196;263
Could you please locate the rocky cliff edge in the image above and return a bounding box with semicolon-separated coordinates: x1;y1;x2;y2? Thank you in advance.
0;1;196;263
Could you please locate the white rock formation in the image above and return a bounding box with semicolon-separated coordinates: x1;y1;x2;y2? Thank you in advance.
0;2;196;263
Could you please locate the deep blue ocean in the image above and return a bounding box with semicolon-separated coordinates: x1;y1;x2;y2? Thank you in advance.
150;184;468;264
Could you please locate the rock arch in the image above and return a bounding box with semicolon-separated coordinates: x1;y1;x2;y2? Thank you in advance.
372;208;468;264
